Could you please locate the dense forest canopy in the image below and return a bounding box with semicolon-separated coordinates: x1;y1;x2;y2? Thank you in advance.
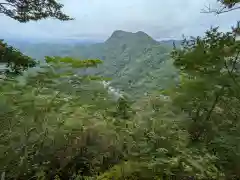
0;0;73;22
10;30;179;98
0;0;240;179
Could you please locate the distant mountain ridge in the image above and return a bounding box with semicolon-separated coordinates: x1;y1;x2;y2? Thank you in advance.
106;30;159;44
4;30;179;98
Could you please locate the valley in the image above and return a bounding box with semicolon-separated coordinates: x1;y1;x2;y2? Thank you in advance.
11;30;180;99
1;0;240;178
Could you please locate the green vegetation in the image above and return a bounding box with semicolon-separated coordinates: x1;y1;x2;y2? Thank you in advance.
170;26;240;178
13;31;179;98
0;0;72;22
90;31;179;97
1;0;240;179
0;40;37;75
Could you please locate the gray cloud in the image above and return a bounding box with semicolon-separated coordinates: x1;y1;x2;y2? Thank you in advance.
0;0;239;40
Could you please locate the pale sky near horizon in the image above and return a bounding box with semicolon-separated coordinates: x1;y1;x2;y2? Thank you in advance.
0;0;239;40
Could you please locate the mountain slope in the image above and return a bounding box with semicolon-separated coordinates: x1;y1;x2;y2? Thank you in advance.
7;30;179;98
72;30;178;97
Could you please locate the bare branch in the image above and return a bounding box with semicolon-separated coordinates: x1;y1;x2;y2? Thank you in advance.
201;3;240;14
217;6;240;13
0;2;15;7
204;86;224;122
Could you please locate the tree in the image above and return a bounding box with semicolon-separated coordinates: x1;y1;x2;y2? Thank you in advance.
115;96;131;119
0;56;121;179
0;40;37;75
169;1;240;178
0;0;72;75
202;0;240;14
0;0;73;22
171;26;240;139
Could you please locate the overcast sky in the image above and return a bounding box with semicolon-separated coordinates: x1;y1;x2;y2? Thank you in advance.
0;0;239;41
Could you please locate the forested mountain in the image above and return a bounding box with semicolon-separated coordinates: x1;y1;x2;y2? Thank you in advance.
1;0;240;179
77;30;179;97
10;30;180;98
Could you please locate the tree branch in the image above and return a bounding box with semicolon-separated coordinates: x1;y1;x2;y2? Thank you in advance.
216;6;240;14
0;2;16;8
224;51;240;90
204;86;224;122
201;4;240;14
205;51;240;122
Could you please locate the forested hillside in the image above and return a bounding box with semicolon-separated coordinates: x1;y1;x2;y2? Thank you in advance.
0;0;240;179
10;30;180;98
75;30;179;97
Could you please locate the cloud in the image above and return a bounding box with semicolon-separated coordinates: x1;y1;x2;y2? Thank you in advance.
0;0;239;40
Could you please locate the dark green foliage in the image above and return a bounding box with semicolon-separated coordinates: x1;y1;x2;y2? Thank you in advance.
74;31;178;98
1;0;240;179
218;0;240;8
0;40;37;75
13;30;179;99
0;56;123;179
96;96;220;179
170;23;240;178
0;0;73;22
112;96;133;119
171;26;240;141
115;97;130;119
0;54;221;180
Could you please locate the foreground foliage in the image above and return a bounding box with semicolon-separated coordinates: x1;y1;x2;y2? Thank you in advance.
0;0;72;22
170;25;240;178
0;55;221;179
0;40;37;75
1;0;240;179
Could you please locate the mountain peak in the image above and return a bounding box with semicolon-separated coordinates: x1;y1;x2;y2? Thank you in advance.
135;31;148;36
106;30;157;45
109;30;133;39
